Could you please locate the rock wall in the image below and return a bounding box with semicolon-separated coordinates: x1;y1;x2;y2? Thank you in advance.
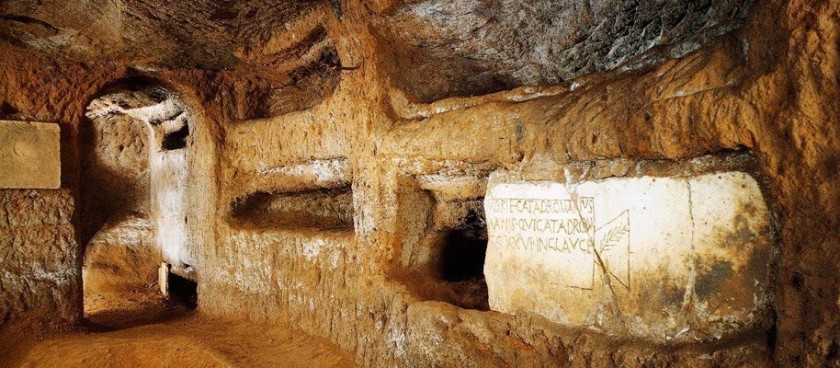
79;112;159;294
199;0;839;366
0;0;837;366
0;189;78;326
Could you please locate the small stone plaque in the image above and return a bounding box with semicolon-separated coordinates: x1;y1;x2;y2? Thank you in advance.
0;121;60;189
484;171;773;341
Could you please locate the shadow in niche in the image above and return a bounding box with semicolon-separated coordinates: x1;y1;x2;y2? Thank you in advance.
78;116;146;247
168;273;198;310
229;186;355;231
399;198;491;311
161;122;189;150
440;214;488;282
435;205;490;311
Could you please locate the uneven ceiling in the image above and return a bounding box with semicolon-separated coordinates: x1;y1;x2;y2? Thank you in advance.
0;0;753;102
373;0;752;101
0;0;321;69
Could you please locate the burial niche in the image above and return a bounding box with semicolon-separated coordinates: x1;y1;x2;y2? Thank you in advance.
434;200;489;310
393;174;491;311
229;185;354;231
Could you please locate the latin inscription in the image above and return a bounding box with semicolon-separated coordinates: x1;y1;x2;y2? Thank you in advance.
487;197;596;255
484;172;773;340
484;183;633;289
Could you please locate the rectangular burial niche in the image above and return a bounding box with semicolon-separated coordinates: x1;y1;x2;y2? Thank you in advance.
229;185;354;231
394;178;490;311
434;200;489;310
161;121;189;150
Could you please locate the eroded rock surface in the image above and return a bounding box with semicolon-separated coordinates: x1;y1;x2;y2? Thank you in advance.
0;189;77;325
0;0;838;367
0;0;313;68
374;0;752;101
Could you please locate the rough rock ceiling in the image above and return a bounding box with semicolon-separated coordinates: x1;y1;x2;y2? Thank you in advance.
373;0;753;101
0;0;321;69
0;0;345;120
0;0;753;104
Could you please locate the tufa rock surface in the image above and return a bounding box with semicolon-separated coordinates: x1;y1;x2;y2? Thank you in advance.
373;0;752;101
0;0;837;367
0;189;78;326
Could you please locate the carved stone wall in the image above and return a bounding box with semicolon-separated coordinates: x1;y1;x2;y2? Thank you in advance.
0;189;78;326
0;0;837;366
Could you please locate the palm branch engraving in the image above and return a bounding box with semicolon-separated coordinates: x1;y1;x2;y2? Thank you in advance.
599;222;630;252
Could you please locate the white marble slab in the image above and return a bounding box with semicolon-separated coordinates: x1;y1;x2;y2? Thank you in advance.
484;171;772;340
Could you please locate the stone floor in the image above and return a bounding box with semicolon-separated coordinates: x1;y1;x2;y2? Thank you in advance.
1;289;353;368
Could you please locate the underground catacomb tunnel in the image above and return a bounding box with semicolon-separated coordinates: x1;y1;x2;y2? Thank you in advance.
0;0;839;367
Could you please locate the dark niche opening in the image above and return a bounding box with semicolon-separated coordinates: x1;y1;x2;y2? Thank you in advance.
434;203;489;310
394;198;491;311
391;177;492;312
168;272;198;310
162;123;189;150
440;217;488;282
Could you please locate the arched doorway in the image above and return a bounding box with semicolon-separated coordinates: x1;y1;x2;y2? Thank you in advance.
80;77;216;327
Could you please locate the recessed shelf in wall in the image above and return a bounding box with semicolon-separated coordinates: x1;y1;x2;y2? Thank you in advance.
229;186;354;231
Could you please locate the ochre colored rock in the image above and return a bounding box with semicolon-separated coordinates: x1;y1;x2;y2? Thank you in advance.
0;120;60;189
0;189;77;325
0;0;837;366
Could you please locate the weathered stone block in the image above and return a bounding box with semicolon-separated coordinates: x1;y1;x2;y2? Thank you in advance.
0;121;61;189
82;216;159;294
484;170;773;341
